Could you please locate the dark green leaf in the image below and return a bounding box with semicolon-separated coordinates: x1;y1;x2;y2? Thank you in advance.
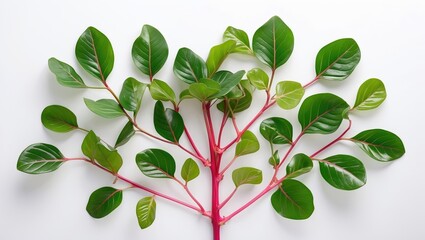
153;101;184;142
275;81;305;110
94;143;123;174
149;79;176;102
41;105;79;133
212;70;245;98
232;167;263;187
119;77;147;114
353;78;386;110
188;79;221;101
223;26;252;55
217;82;252;116
136;196;156;229
286;153;313;178
269;150;280;167
136;149;176;178
48;58;86;88
82;130;100;160
115;121;135;148
17;143;65;174
235;130;260;156
86;187;122;218
181;158;200;183
173;48;207;84
259;117;293;144
206;40;236;77
84;98;124;118
247;68;269;90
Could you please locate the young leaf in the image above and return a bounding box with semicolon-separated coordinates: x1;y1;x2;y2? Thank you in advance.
179;89;194;102
82;130;100;160
353;78;386;111
132;25;168;77
41;105;79;133
153;101;184;142
86;187;122;218
211;70;245;98
298;93;349;134
84;98;124;118
269;150;280;167
173;48;207;84
271;179;314;220
188;79;221;101
286;153;313;178
349;129;405;161
315;38;360;81
94;144;123;174
17;143;65;174
223;26;252;55
275;81;305;110
232;167;263;187
136;149;176;178
247;68;269;90
48;58;86;88
252;16;294;70
75;27;114;81
235;130;260;156
259;117;293;144
119;77;147;114
115;121;135;148
206;40;236;77
149;79;176;103
136;196;156;229
181;158;200;183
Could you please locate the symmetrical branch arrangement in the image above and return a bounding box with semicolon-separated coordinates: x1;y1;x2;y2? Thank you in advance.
17;16;405;240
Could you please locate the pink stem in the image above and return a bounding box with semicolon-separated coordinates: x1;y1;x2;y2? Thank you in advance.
310;119;352;158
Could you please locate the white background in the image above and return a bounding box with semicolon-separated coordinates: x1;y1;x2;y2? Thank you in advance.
1;0;424;239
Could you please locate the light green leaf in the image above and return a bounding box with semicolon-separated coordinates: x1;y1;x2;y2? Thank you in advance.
286;153;313;178
86;187;122;218
153;101;184;142
179;89;194;102
173;48;207;84
136;149;176;178
84;98;124;118
259;117;293;144
206;40;236;77
232;167;263;187
188;79;221;101
212;70;245;98
41;105;79;133
94;143;123;174
275;81;304;110
269;150;280;167
235;130;260;156
149;79;176;103
247;68;269;90
223;26;252;55
17;143;65;174
48;58;86;88
136;196;156;229
181;158;200;183
119;77;147;114
353;78;386;111
82;131;100;160
115;121;135;148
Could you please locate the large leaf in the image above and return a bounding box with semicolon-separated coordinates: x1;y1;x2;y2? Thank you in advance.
286;153;313;178
350;129;405;161
136;196;156;229
223;26;252;55
353;78;386;110
149;79;176;103
173;48;207;84
17;143;65;174
252;16;294;70
132;25;168;77
84;98;124;118
235;130;260;156
315;38;360;81
181;158;200;183
41;105;79;133
188;79;221;101
94;144;123;174
136;149;176;178
119;77;147;114
298;93;349;134
232;167;263;187
275;81;305;110
82;130;100;160
212;70;245;98
153;101;184;142
115;121;135;148
206;40;236;77
75;27;114;81
86;187;122;218
259;117;293;144
48;58;86;88
271;179;314;220
247;68;269;90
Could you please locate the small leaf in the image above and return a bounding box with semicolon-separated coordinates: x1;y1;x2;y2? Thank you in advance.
350;129;405;161
115;121;135;148
136;149;176;178
173;48;207;84
41;105;79;133
82;130;100;160
318;155;366;190
217;82;252;116
275;81;305;110
247;68;269;90
94;144;123;174
86;187;122;218
259;117;293;144
48;58;86;88
315;38;361;81
353;78;386;110
206;40;236;77
188;79;221;101
84;98;124;118
286;154;313;178
223;26;252;55
17;143;65;174
119;77;147;114
149;79;176;103
232;167;263;187
136;196;156;229
212;70;245;98
132;25;168;77
235;130;260;156
153;101;184;142
75;27;114;81
269;150;280;167
271;179;314;220
181;158;200;183
179;89;194;102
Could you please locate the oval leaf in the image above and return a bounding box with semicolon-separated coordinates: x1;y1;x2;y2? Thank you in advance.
181;158;200;183
235;130;260;156
269;150;280;167
119;77;147;114
223;26;252;55
136;196;156;229
48;58;86;88
153;101;184;142
286;153;313;178
149;79;176;102
353;78;386;111
84;98;124;118
206;40;236;77
41;105;79;133
17;143;65;174
217;81;252;116
212;70;245;98
260;117;293;145
188;79;221;101
136;149;176;178
173;48;207;84
232;167;263;187
94;144;123;174
86;187;122;218
247;68;269;90
82;130;100;160
115;121;135;148
275;81;305;110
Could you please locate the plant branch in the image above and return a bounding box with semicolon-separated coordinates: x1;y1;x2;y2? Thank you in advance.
310;119;352;158
219;187;237;209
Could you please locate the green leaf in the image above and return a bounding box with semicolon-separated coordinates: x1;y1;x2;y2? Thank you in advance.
217;82;253;117
82;130;100;160
75;27;114;81
115;121;135;148
188;79;221;101
179;89;194;102
41;105;79;133
235;130;260;156
350;129;405;161
94;143;123;174
206;40;236;77
86;187;122;218
149;79;176;103
17;143;65;174
353;78;386;111
181;158;200;183
223;26;252;55
212;70;245;98
247;68;269;90
271;179;314;220
153;101;184;142
269;150;280;167
252;16;294;70
315;38;361;81
119;77;147;114
48;58;86;88
136;196;156;229
132;25;168;77
84;98;124;118
259;117;293;144
173;48;207;84
232;167;263;187
136;149;176;178
286;153;313;178
275;81;304;110
298;93;349;134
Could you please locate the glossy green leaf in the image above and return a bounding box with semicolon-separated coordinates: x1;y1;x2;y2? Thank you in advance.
188;79;221;101
252;16;294;70
181;158;200;183
235;130;260;156
17;143;65;174
132;25;168;77
173;48;207;84
94;143;123;174
82;131;100;160
315;38;360;81
275;81;305;110
298;93;349;134
232;167;263;187
136;149;176;178
212;70;245;98
217;82;252;116
48;58;86;88
119;77;147;114
75;27;114;81
286;153;313;178
223;26;252;55
41;105;79;133
149;79;176;103
271;179;314;220
86;187;122;218
206;40;236;77
247;68;269;90
179;89;194;102
319;155;366;190
353;78;386;111
84;98;124;118
115;121;135;148
153;101;184;142
269;150;280;167
350;129;405;161
259;117;293;144
136;196;156;229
